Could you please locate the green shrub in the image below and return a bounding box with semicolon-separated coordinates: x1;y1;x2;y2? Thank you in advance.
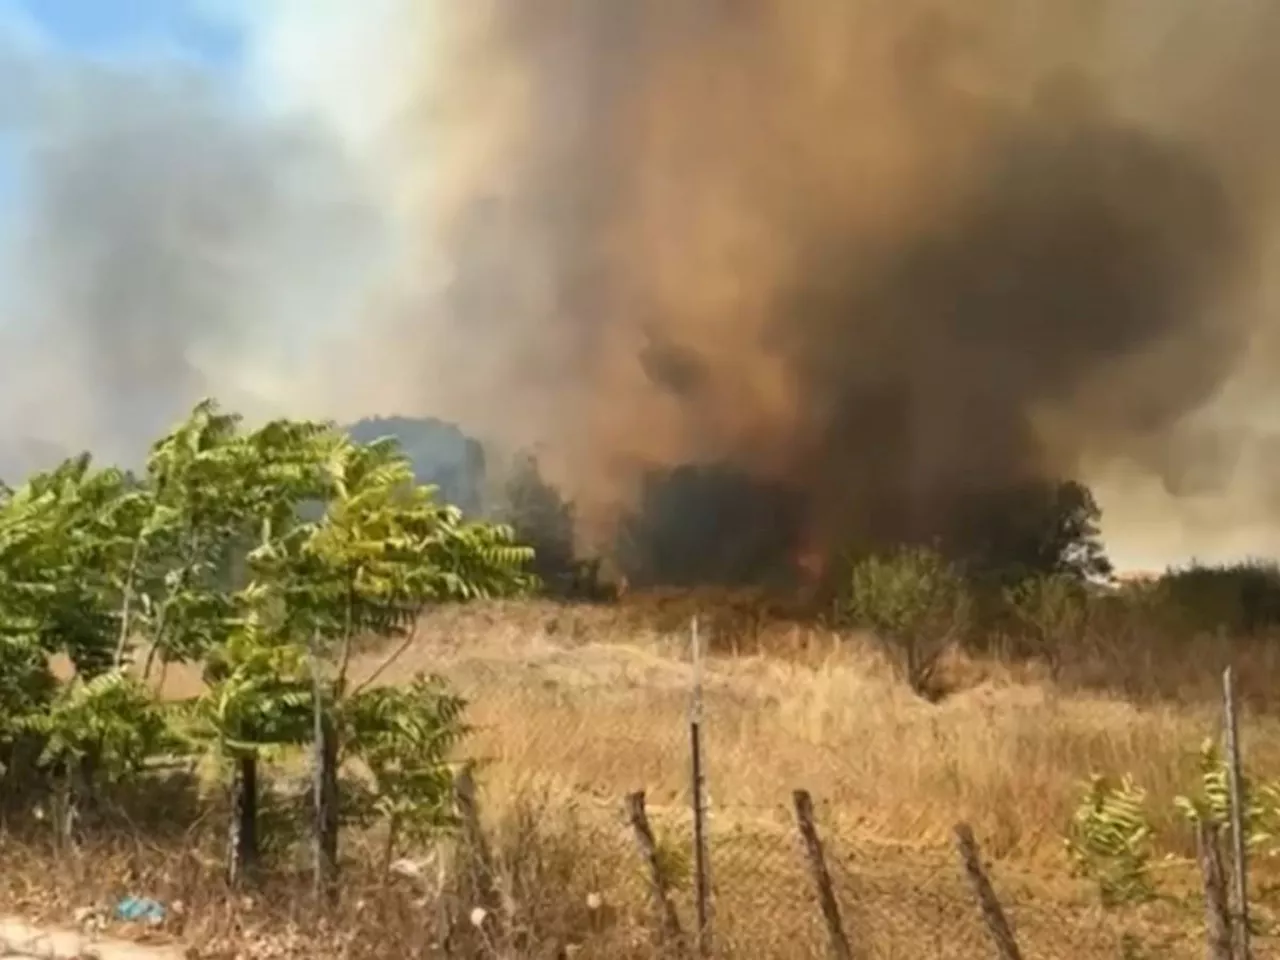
1065;774;1155;906
1002;573;1090;674
0;398;536;891
838;546;970;698
1067;739;1280;911
1173;738;1280;853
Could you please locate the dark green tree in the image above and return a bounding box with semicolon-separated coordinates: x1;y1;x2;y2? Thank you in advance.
495;452;610;599
945;479;1113;588
616;464;805;588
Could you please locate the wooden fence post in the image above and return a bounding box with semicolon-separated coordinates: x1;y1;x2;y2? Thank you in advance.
455;764;504;939
1222;666;1252;960
953;824;1023;960
689;616;713;957
1197;818;1234;960
309;633;339;906
792;789;853;960
626;790;686;955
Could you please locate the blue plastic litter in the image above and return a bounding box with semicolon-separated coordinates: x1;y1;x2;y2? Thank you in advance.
115;896;166;924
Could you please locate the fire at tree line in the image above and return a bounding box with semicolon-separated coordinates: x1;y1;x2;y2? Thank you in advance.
0;397;1278;894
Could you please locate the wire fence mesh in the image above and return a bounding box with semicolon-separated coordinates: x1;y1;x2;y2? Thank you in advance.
543;795;1208;960
439;665;1232;959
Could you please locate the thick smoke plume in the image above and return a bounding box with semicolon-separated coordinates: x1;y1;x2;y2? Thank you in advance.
4;2;1280;573
390;0;1280;567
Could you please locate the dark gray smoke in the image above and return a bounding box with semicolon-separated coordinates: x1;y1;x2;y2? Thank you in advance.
396;1;1280;566
6;2;1280;573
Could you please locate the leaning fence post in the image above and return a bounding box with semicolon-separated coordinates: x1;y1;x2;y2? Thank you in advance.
689;615;713;957
792;789;853;960
1222;666;1252;960
455;765;504;939
953;823;1024;960
626;790;686;955
1196;817;1234;960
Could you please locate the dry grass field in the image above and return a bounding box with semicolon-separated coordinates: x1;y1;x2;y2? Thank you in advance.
7;592;1280;958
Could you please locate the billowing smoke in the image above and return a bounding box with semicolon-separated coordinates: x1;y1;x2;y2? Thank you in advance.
4;1;1280;572
385;1;1280;568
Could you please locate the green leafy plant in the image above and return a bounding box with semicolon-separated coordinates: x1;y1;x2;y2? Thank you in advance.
15;670;182;846
0;635;57;736
0;397;536;898
1174;738;1280;853
0;455;150;680
129;400;315;676
265;432;525;885
343;674;470;867
1003;573;1091;676
837;546;970;699
1065;774;1156;906
25;670;177;782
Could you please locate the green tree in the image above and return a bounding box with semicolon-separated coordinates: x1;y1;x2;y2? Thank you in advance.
0;454;150;680
0;635;57;791
496;452;609;599
22;671;180;848
239;427;533;898
0;454;160;803
616;463;804;588
128;400;304;677
948;479;1113;588
1157;561;1280;635
189;623;314;882
838;546;970;700
342;674;470;871
0;399;535;895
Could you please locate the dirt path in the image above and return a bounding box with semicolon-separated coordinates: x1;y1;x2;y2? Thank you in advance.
0;917;182;960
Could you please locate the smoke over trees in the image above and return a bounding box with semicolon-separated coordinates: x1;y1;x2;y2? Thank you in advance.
396;1;1280;571
5;2;1280;573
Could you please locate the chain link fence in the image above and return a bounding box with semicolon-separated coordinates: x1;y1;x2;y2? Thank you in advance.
442;679;1223;959
341;614;1253;957
603;795;1201;959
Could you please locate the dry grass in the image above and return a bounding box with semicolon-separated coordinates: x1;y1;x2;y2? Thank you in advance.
9;593;1280;957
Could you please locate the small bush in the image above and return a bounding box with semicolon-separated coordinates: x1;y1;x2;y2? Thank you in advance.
1065;774;1155;907
1002;573;1091;675
837;545;970;699
1173;738;1280;853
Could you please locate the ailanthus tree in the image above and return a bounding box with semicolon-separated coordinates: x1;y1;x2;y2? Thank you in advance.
241;428;534;898
0;399;535;894
0;454;159;807
0;455;150;681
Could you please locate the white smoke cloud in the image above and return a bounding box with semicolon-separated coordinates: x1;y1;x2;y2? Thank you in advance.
0;2;402;475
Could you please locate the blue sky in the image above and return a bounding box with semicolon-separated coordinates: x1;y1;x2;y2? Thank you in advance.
4;0;243;64
0;0;249;216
